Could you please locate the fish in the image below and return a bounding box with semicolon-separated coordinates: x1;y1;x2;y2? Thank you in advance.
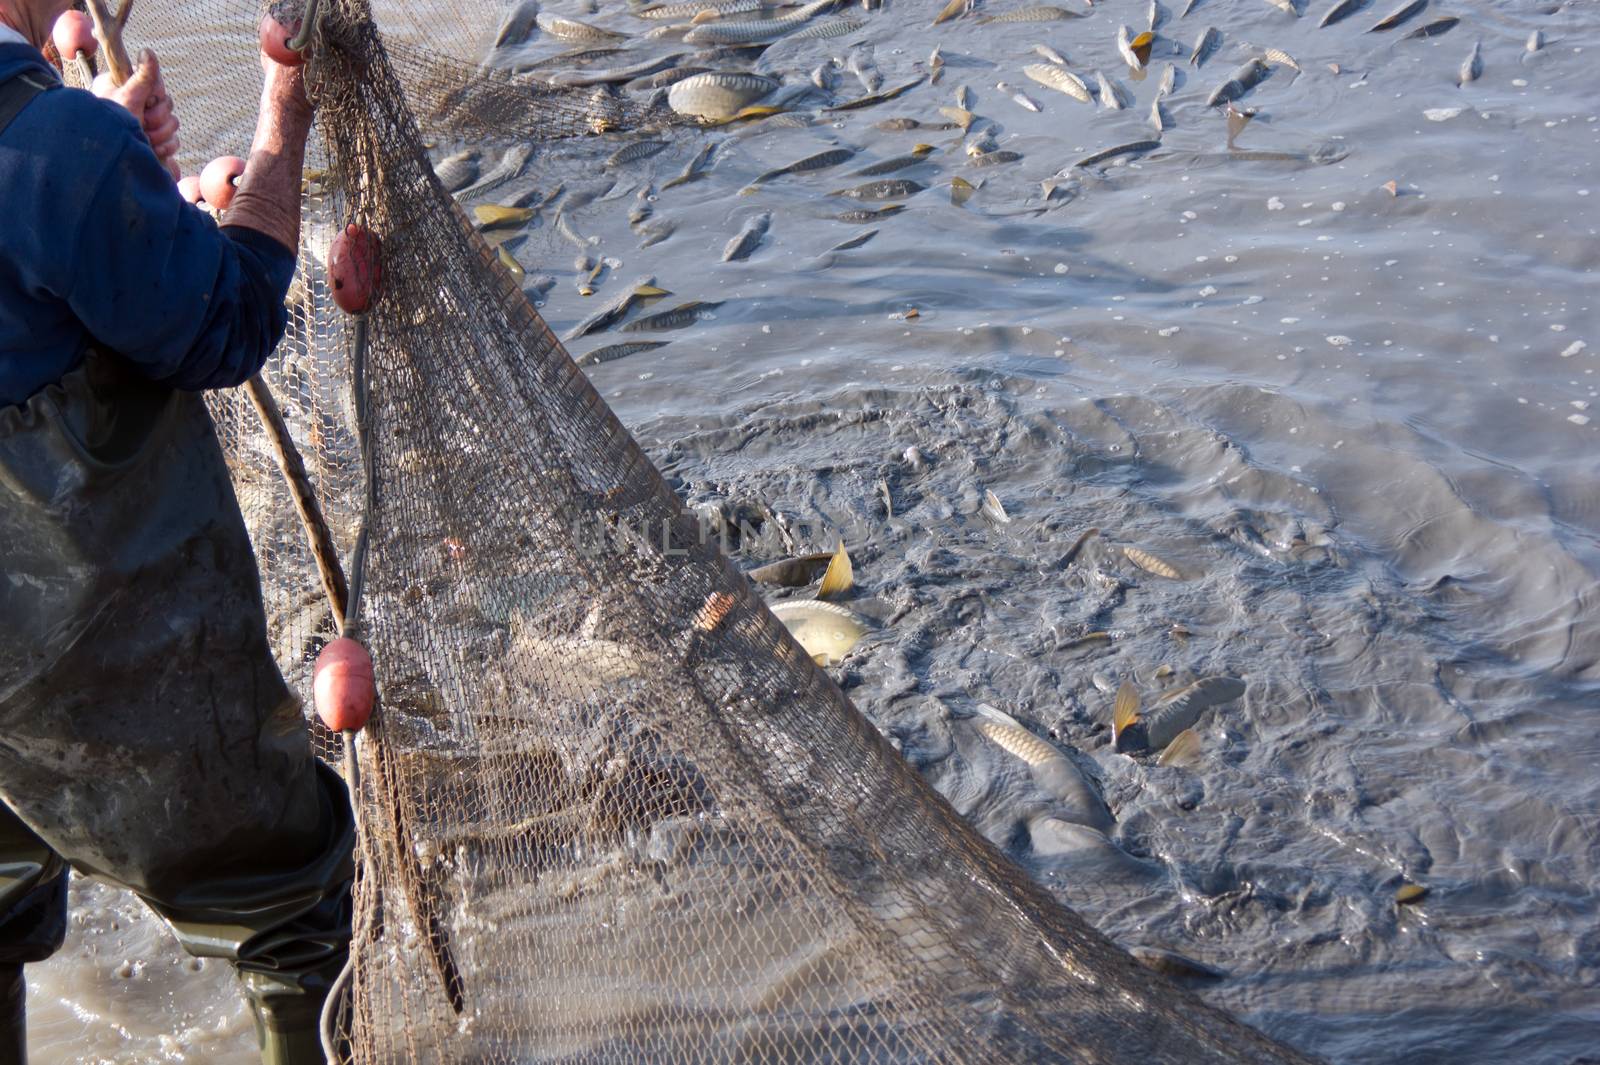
1526;29;1543;52
684;0;837;43
1458;40;1482;85
1206;58;1269;106
851;145;936;176
1396;882;1428;905
563;277;668;341
846;47;883;92
955;83;974;109
1115;676;1246;753
750;147;858;187
620;300;723;331
826;76;927;112
1226;103;1254;146
473;203;535;230
973;703;1114;833
1367;0;1424;31
496;244;525;281
835;204;906;222
1157;62;1178;95
817;541;853;598
931;0;970;26
1148;98;1172;132
1123;545;1182;578
457;143;533;200
1156;727;1202;767
950;176;976;206
635;217;676;247
979;5;1089;23
1095;70;1131;109
768;599;869;665
1033;43;1070;66
604;140;670;170
1075;140;1161;168
1024;63;1093;103
1402;16;1457;38
970;149;1023;167
831;179;927;200
877;117;958;132
575;339;671;367
982;489;1011;523
435;149;479;193
789;17;864;40
491;0;541;50
625;65;711;92
999;82;1044;112
662;142;717;190
748;552;834;587
828;228;879;251
548;54;688;88
1260;47;1301;71
929;44;945;84
535;12;624;41
636;0;766;18
1148;0;1166;30
1121;27;1156;70
722;212;772;262
1181;0;1203;14
1189;26;1220;66
667;72;779;120
1318;0;1368;28
1129;947;1227;982
1263;0;1298;13
938;105;978;129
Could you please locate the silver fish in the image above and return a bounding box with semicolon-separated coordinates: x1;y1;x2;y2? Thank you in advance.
1114;677;1246;754
1117;24;1151;71
929;44;945;84
751;147;857;185
563;275;663;340
828;228;879;251
831;179;926;199
969;148;1023;167
1024;63;1093;103
1263;0;1297;13
979;5;1089;23
1207;58;1269;106
1526;29;1543;52
1075;139;1161;168
723;211;772;262
662;142;717;189
684;0;836;44
1033;43;1069;66
636;0;766;17
834;204;906;222
1458;40;1482;85
973;703;1114;833
667;72;779;119
627;185;653;225
575;340;672;367
1367;0;1425;32
1318;0;1367;28
811;59;839;90
847;48;883;93
1157;62;1178;95
492;0;541;50
1148;0;1166;30
548;53;687;87
624;65;711;92
1095;70;1131;109
1181;0;1203;14
1190;26;1220;66
635;217;676;247
1149;96;1171;132
620;299;723;332
1401;15;1456;37
1260;47;1301;71
434;149;479;193
789;17;864;39
604;140;670;170
768;600;869;666
850;146;936;175
999;82;1043;112
535;12;623;42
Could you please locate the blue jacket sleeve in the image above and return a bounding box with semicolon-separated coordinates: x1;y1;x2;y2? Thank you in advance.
64;116;297;391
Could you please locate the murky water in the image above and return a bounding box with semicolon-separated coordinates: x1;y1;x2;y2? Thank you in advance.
26;0;1600;1061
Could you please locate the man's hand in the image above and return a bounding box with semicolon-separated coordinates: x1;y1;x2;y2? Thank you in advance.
93;49;181;181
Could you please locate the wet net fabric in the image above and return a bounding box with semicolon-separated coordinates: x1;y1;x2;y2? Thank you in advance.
112;2;1318;1061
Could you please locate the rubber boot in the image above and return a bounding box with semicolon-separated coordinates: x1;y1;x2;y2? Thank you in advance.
0;964;25;1065
243;974;330;1065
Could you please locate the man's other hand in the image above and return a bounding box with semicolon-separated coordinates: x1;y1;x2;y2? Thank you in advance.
93;49;181;181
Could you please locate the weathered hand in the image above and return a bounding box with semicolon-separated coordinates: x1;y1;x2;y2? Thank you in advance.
93;49;181;181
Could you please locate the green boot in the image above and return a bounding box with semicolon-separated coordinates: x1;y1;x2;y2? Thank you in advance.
242;969;343;1065
0;964;25;1065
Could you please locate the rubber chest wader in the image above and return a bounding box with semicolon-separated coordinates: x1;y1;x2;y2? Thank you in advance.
0;69;354;1065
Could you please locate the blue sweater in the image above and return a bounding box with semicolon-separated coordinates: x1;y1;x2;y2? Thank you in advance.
0;44;296;408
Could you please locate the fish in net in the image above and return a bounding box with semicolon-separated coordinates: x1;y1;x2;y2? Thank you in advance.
102;0;1324;1060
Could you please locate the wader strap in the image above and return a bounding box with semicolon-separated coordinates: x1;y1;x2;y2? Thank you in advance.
0;69;58;136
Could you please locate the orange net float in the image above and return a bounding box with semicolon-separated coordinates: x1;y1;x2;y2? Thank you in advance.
200;155;246;210
312;637;375;733
51;10;97;61
327;223;381;314
259;0;307;67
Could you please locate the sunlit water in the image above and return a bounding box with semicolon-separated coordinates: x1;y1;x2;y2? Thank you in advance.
27;0;1600;1061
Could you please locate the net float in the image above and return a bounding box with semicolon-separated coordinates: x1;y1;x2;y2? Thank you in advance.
259;0;307;66
327;223;382;314
313;636;375;733
176;174;203;204
51;10;97;61
199;155;246;210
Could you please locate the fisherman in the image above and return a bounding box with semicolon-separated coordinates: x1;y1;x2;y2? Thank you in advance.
0;3;352;1063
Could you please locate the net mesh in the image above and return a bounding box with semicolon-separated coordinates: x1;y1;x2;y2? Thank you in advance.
105;1;1319;1060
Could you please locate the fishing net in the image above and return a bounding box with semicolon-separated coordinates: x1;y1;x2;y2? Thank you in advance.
91;1;1318;1060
